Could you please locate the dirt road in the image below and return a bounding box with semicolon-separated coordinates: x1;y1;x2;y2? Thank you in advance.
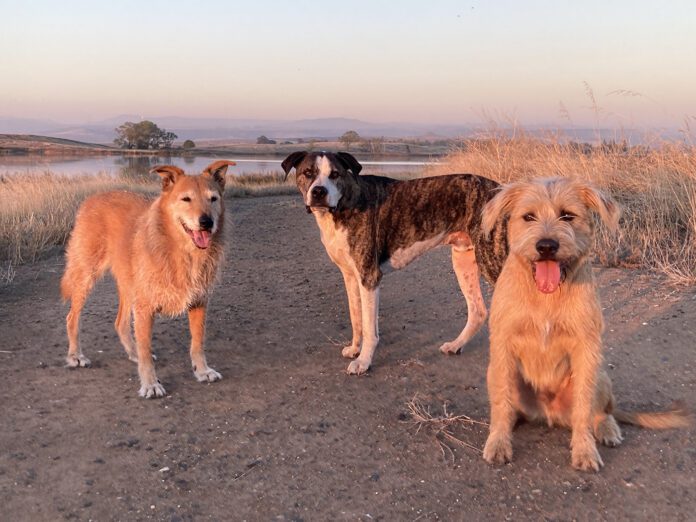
1;194;694;520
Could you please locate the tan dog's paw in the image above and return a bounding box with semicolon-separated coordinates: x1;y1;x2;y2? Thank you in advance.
439;341;462;355
66;353;91;368
139;381;166;399
595;416;623;447
342;345;360;359
195;367;222;383
346;358;370;375
483;434;513;465
571;444;603;472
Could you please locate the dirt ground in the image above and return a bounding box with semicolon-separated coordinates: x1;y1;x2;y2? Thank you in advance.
1;193;694;521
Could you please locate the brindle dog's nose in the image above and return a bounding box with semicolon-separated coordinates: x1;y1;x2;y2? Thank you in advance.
199;214;214;231
536;238;559;258
311;186;328;200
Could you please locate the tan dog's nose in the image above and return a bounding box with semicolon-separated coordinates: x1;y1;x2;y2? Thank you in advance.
535;238;559;259
199;215;214;231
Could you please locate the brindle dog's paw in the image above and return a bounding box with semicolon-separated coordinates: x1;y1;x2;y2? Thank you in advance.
595;416;623;447
346;358;370;375
571;444;603;472
341;345;360;359
483;434;513;465
439;341;462;355
194;367;222;383
66;353;91;368
139;381;166;399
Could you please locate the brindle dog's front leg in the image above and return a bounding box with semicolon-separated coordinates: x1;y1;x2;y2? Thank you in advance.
346;284;380;375
570;339;603;471
340;269;363;359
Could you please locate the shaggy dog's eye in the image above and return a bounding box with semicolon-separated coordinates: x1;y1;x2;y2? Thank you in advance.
559;211;576;222
181;196;191;202
523;213;536;222
210;196;218;202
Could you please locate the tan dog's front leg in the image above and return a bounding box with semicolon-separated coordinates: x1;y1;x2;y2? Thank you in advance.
570;342;603;471
346;285;379;375
340;269;363;359
189;303;222;383
134;306;165;399
483;340;518;465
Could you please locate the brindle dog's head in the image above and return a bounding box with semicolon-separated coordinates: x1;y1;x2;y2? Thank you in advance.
150;160;235;250
482;177;619;293
281;151;363;212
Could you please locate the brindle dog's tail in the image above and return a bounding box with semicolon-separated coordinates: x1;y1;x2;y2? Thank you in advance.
613;401;692;429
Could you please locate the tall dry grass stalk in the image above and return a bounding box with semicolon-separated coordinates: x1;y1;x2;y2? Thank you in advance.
427;130;696;285
0;172;295;265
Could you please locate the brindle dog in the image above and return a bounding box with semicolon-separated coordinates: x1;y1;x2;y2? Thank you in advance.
282;151;508;374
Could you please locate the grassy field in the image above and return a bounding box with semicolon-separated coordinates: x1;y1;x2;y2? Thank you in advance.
2;132;695;285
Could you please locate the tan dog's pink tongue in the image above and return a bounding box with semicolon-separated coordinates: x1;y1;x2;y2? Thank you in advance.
534;260;561;294
192;230;211;249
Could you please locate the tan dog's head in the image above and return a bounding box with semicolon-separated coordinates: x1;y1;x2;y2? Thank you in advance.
281;151;363;212
482;177;619;293
150;160;235;249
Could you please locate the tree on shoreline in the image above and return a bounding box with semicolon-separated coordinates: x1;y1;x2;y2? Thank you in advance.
114;121;177;150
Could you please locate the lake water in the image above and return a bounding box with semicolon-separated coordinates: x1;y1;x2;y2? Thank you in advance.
0;154;437;178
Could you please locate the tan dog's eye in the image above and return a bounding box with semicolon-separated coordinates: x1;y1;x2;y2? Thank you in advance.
523;213;536;222
181;196;191;203
211;196;218;202
559;211;576;222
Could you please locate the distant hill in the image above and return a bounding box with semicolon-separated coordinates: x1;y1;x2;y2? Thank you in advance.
0;134;115;155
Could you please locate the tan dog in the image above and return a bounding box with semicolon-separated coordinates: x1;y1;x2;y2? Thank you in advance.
61;160;234;398
480;177;690;471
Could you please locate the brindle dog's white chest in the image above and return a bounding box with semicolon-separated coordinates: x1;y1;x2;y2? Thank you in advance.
313;211;354;270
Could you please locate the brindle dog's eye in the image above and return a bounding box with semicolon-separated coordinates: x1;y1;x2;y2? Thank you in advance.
560;211;576;222
211;196;218;202
182;196;191;202
523;213;536;222
329;170;339;179
303;170;312;177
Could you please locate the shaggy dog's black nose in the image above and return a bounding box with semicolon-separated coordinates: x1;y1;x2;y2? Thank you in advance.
536;238;559;258
199;215;214;230
311;186;328;200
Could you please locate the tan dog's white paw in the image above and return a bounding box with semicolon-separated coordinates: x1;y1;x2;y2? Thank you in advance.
66;353;91;368
194;367;222;383
346;358;370;375
139;381;166;399
341;345;360;359
129;353;157;363
571;444;603;472
595;416;623;447
483;434;513;465
439;341;462;355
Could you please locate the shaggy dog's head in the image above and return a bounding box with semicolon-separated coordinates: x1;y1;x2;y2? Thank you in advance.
281;151;363;213
482;177;619;293
151;160;234;249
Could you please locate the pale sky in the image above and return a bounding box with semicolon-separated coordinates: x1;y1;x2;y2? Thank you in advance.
1;0;694;127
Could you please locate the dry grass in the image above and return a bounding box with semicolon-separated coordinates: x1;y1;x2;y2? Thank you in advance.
427;131;696;285
0;172;295;265
406;396;487;464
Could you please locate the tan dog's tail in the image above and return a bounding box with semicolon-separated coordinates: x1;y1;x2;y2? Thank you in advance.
613;402;692;429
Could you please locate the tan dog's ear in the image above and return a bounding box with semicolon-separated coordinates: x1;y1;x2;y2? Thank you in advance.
580;184;620;232
482;183;526;237
203;160;236;191
150;165;185;192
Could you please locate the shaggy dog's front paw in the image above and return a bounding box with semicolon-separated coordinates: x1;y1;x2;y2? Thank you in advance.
571;444;603;472
346;358;370;375
66;353;91;368
138;381;166;399
439;341;462;355
194;367;222;383
341;345;360;359
483;434;513;465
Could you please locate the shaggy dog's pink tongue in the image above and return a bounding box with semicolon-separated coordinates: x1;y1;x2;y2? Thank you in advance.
534;260;561;294
191;230;211;249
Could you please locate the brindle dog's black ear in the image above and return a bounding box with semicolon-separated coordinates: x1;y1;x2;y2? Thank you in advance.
335;152;363;176
281;151;308;180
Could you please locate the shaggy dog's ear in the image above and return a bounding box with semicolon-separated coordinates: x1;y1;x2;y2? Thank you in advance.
579;183;620;233
482;182;526;237
150;165;186;192
281;151;308;180
202;160;236;191
335;152;363;176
